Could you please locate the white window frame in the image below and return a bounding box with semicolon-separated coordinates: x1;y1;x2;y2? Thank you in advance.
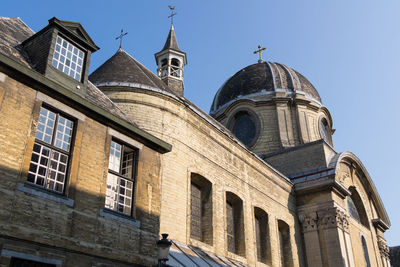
51;35;85;81
105;138;138;216
27;106;75;194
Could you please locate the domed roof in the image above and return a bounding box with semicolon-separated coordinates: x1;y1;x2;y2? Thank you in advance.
89;48;174;95
210;62;321;114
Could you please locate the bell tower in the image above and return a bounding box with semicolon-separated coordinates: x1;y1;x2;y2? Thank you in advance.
155;7;187;96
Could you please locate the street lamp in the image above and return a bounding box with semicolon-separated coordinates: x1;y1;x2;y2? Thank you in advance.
156;233;172;267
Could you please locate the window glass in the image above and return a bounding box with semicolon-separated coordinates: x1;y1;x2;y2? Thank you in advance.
51;36;84;81
361;236;371;267
319;118;332;145
347;196;361;223
108;141;122;172
28;107;74;193
232;112;257;146
105;140;136;216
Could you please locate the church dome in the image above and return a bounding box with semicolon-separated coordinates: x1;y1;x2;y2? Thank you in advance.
210;62;321;114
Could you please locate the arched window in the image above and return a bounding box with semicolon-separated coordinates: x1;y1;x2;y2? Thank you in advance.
319;117;333;145
226;192;245;256
170;58;181;77
171;58;180;67
278;220;293;267
159;59;168;77
347;187;370;228
190;173;213;245
361;235;371;267
254;207;271;264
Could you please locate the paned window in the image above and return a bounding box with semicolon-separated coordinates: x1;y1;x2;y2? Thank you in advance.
27;107;74;193
52;35;84;81
105;140;136;216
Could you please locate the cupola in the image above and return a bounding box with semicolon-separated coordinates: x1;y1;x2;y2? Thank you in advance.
154;23;187;96
20;17;99;96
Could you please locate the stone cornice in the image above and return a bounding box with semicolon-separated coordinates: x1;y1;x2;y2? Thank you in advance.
372;218;389;232
294;177;351;199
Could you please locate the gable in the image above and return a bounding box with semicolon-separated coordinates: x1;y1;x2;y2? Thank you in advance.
49;17;98;51
330;152;390;228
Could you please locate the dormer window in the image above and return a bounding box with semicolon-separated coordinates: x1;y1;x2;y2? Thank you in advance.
52;35;84;81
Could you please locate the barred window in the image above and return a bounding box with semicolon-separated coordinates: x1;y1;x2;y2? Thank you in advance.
105;140;136;216
27;107;74;193
52;35;84;81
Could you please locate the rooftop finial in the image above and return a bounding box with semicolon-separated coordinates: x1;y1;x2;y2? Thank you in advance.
115;29;128;49
168;5;177;26
253;45;266;63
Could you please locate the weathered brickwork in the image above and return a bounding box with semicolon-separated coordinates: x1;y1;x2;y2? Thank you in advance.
103;88;303;267
0;73;164;266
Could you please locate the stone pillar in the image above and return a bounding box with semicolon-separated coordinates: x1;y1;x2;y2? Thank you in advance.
317;207;354;267
377;237;390;267
298;212;323;267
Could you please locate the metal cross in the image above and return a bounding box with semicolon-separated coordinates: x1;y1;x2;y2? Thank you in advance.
253;45;266;63
115;29;128;49
168;5;177;26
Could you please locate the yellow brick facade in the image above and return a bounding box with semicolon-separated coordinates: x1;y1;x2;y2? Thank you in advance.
0;72;165;267
0;16;393;267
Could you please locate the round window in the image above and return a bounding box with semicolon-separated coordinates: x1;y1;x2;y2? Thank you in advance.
230;110;259;147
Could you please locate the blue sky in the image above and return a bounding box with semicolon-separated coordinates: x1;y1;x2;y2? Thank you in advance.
3;0;400;246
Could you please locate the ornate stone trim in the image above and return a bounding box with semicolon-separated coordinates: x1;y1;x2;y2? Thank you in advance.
317;207;349;232
377;237;390;258
298;212;318;233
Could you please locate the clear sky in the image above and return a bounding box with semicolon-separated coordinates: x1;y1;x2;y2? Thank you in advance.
3;0;400;246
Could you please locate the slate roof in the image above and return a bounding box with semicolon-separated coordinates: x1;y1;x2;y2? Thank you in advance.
0;17;134;125
0;17;33;67
161;25;182;52
210;62;322;114
89;48;175;95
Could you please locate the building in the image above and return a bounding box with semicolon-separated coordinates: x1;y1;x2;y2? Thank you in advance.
0;16;392;267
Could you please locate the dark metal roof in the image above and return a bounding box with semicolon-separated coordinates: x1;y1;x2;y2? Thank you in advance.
89;48;175;94
210;62;321;113
161;25;181;52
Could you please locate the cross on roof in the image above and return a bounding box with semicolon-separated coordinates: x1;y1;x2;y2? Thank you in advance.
168;5;177;26
253;45;266;63
115;29;128;49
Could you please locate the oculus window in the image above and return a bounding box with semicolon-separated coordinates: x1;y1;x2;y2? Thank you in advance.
105;140;137;216
52;35;84;81
229;110;259;147
28;106;74;193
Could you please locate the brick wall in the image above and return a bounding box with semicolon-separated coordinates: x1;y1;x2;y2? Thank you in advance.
0;73;163;266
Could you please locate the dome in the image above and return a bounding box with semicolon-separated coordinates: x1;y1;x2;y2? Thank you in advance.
210;62;321;114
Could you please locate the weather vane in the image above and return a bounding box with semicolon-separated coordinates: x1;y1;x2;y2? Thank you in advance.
168;5;177;26
115;29;128;49
253;45;266;63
